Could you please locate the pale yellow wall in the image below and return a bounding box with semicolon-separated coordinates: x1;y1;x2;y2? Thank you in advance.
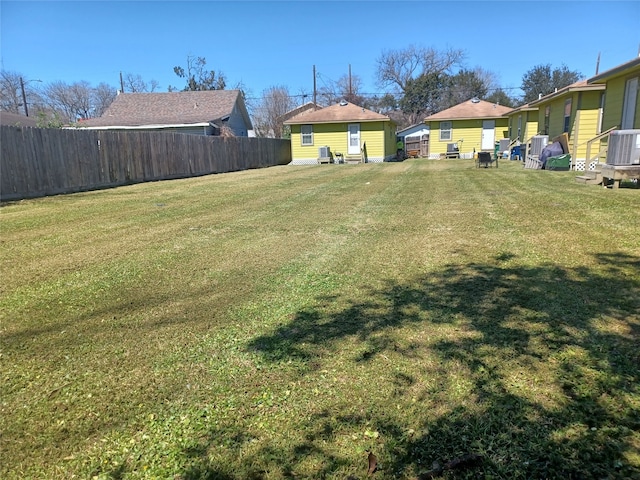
428;118;509;154
289;121;394;161
534;91;604;159
524;111;539;141
506;110;538;143
601;68;640;131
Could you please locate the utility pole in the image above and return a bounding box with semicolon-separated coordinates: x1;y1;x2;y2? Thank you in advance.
120;71;125;93
595;52;601;75
348;64;352;97
313;65;317;109
20;77;29;116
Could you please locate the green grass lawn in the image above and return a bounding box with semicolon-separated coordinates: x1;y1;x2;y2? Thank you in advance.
1;159;639;479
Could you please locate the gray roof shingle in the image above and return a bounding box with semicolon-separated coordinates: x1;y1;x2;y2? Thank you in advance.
80;90;247;127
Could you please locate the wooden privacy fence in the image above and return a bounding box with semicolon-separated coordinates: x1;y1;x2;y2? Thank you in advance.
0;127;292;201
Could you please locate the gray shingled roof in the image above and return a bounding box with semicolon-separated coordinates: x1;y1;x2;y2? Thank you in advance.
1;111;38;127
80;90;249;127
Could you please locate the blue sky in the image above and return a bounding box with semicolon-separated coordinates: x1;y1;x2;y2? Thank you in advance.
1;0;639;104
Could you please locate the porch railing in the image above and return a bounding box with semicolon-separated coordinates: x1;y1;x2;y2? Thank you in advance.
583;126;618;165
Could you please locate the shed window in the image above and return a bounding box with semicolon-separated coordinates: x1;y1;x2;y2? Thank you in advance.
301;125;313;145
439;121;452;141
563;99;572;133
544;106;550;135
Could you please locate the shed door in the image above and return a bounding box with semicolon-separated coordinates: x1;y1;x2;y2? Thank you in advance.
481;120;495;150
348;123;360;155
621;76;638;130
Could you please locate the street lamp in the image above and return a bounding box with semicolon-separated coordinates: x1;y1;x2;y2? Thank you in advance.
19;77;42;117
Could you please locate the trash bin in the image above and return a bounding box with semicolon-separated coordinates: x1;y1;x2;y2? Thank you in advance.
546;154;571;171
494;142;500;160
511;145;521;160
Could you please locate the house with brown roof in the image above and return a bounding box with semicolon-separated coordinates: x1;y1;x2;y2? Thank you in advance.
283;101;397;164
424;99;512;159
78;90;253;136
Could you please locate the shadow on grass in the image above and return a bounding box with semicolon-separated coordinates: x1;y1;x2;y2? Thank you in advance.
181;252;639;479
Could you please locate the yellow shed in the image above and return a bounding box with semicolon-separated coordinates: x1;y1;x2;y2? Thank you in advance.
283;102;397;164
424;99;512;159
529;80;606;171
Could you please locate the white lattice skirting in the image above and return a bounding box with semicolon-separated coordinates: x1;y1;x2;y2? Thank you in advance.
573;159;599;172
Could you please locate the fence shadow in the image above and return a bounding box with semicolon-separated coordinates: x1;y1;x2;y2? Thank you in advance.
179;252;639;478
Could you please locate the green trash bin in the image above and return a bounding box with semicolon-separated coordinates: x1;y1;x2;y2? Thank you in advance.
546;154;571;171
494;142;500;160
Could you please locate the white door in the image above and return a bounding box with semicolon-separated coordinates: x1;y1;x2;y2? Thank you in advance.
621;76;638;130
348;123;360;155
481;120;495;150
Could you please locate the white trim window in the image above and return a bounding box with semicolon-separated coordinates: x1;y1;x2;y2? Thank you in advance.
301;125;313;145
439;121;452;141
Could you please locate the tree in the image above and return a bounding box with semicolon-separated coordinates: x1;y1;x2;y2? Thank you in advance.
92;82;117;117
252;85;296;138
170;55;226;91
40;80;115;123
376;44;464;92
373;93;399;114
445;69;488;108
0;70;43;115
335;73;367;106
521;64;582;103
399;72;451;124
484;88;517;108
0;70;24;113
122;73;159;93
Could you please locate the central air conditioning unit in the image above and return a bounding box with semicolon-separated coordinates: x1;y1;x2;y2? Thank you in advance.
318;146;330;158
606;129;640;166
530;135;549;157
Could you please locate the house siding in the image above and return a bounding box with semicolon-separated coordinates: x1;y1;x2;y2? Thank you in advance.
428;118;509;157
506;111;539;143
534;90;603;162
289;121;394;164
225;101;250;136
601;73;640;131
524;111;539;141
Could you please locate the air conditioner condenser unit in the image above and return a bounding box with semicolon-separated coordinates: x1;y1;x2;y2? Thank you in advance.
606;129;640;166
318;146;331;158
530;135;548;157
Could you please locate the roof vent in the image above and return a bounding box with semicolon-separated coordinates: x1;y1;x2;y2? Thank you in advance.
339;100;348;106
471;97;480;103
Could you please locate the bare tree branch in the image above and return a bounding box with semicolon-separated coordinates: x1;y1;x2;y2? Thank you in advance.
376;45;465;92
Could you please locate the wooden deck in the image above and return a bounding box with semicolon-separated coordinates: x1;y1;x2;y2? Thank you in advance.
576;164;640;188
601;165;640;188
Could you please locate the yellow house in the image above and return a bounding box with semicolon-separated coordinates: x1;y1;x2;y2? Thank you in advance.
588;56;640;131
582;56;640;167
504;103;539;145
283;102;397;164
529;80;605;171
424;99;512;159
